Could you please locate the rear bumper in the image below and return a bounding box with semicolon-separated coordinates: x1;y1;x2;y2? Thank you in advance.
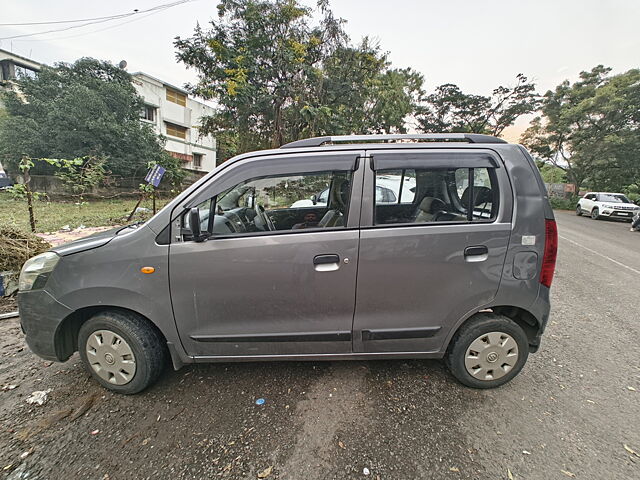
18;290;73;362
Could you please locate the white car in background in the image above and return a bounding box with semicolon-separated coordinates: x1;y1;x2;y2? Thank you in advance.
576;192;640;221
291;174;416;207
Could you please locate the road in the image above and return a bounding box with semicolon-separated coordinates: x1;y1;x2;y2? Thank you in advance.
1;210;639;479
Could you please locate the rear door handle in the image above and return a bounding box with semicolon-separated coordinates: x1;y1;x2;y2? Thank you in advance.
464;245;488;262
313;254;340;272
314;254;340;265
464;246;488;256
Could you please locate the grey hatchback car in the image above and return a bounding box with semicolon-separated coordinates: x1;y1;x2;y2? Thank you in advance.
18;134;557;394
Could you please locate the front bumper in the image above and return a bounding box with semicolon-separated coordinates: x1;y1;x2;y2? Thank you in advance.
18;289;73;362
601;209;636;219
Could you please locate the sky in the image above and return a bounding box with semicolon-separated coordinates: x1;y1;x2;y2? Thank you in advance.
1;0;639;141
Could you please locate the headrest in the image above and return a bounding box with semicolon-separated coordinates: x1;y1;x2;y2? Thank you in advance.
461;186;492;207
331;178;350;208
419;196;446;213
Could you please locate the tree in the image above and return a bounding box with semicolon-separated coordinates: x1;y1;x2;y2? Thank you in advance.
0;58;174;179
521;66;640;192
175;0;424;160
6;157;46;232
417;74;540;136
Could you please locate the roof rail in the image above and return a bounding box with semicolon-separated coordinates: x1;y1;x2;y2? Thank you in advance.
280;133;507;149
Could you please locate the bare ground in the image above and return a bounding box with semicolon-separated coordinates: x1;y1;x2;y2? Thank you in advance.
1;211;638;479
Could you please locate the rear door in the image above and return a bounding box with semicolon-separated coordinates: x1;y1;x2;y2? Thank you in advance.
169;151;365;357
352;149;513;353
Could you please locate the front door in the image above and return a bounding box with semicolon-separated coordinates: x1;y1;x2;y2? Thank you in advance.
169;151;364;357
352;149;513;353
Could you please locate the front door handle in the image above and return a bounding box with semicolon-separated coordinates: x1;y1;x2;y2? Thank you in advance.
313;254;340;272
464;245;488;262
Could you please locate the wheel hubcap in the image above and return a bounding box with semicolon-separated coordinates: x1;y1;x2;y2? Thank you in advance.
464;331;519;381
86;330;136;385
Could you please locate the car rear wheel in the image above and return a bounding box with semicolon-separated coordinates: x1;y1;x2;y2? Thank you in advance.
576;205;582;216
591;208;600;220
446;313;529;389
78;310;167;394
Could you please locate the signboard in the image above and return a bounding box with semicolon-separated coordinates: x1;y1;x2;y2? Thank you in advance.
144;165;166;188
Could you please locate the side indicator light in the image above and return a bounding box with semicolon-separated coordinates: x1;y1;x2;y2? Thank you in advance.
140;267;155;274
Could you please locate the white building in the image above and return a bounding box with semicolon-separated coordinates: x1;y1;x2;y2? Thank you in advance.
132;72;216;172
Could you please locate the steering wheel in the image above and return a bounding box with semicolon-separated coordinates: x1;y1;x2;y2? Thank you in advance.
255;205;275;231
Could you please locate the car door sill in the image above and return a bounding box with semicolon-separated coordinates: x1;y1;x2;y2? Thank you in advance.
191;351;444;363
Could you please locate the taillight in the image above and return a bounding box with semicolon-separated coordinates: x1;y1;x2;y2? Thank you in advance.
540;219;558;288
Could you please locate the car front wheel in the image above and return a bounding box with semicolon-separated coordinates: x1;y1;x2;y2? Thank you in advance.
78;310;167;394
446;313;529;389
591;208;600;220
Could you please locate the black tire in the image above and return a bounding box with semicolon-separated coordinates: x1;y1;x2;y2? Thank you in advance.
78;310;167;394
445;313;529;389
576;205;582;216
591;208;600;220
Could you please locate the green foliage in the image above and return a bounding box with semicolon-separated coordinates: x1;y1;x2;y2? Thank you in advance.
42;156;107;201
417;74;540;136
522;66;640;192
623;183;640;204
549;195;580;211
538;163;568;184
0;58;169;178
175;0;424;160
5;183;47;202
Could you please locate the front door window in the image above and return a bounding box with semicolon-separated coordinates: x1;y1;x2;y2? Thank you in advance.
185;171;353;236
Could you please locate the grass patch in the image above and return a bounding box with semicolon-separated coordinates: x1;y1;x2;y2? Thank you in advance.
0;192;171;233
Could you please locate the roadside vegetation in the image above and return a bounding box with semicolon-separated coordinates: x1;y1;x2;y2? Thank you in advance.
0;192;169;233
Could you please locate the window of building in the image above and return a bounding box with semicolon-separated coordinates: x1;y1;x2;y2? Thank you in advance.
374;167;497;225
165;122;188;139
14;65;37;80
166;88;187;106
193;153;203;168
140;105;156;122
183;171;353;237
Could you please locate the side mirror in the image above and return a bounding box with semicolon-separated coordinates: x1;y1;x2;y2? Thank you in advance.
311;194;318;205
189;207;206;242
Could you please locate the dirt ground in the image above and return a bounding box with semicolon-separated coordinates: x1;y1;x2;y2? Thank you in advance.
1;211;639;480
0;297;17;315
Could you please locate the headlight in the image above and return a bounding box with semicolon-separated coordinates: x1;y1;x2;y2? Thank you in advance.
19;252;60;291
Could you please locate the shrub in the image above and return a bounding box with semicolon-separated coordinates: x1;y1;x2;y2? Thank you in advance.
549;195;579;210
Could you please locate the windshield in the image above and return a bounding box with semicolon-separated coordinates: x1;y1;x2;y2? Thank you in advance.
599;194;630;203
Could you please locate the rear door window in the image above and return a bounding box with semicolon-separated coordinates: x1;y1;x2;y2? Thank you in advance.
374;166;498;225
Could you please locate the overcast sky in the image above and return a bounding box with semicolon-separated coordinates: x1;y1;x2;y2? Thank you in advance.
1;0;639;140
